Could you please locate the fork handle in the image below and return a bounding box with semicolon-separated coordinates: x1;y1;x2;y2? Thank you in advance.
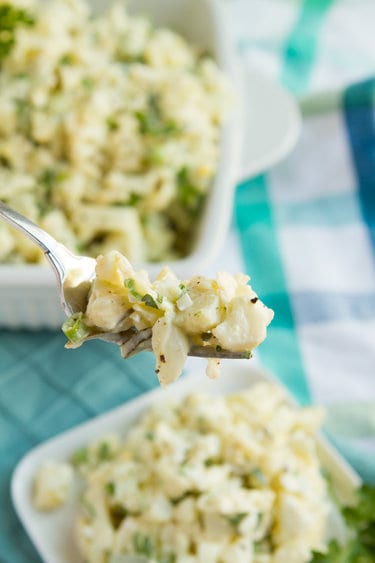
0;200;69;280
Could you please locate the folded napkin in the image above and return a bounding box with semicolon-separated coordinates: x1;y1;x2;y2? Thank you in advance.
1;1;375;561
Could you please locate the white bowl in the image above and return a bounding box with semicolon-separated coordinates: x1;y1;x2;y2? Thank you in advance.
12;362;360;563
0;0;300;328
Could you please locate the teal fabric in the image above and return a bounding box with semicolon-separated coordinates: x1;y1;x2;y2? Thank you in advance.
0;331;158;562
235;176;310;406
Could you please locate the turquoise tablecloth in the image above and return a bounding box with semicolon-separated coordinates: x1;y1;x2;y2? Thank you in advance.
1;0;375;561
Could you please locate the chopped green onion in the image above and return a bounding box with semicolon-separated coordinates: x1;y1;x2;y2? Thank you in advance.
105;481;115;496
224;512;248;529
176;167;204;215
135;93;178;136
106;116;119;131
62;312;90;343
59;53;73;65
0;4;35;63
97;442;111;461
132;532;154;557
141;293;159;309
127;192;141;206
124;278;142;300
70;447;88;467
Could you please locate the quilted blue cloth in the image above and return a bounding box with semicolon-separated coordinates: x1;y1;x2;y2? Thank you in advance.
1;1;375;561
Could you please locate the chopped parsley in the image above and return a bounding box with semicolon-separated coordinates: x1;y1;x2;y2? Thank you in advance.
0;4;35;63
311;484;375;562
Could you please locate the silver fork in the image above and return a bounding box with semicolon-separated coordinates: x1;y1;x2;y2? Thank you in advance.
0;201;249;360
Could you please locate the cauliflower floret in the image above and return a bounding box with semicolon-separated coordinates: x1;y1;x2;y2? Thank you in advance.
33;460;73;510
152;314;190;386
213;296;274;352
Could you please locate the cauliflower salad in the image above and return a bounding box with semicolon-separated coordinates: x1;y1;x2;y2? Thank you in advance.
62;251;274;385
0;0;232;264
33;382;330;563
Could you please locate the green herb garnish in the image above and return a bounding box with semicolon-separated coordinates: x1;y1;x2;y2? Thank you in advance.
105;481;115;496
62;312;90;343
132;532;154;557
136;93;178;136
127;192;141;206
106;116;119;131
141;293;159;309
250;467;267;485
59;53;73;65
0;4;35;63
98;441;111;461
176;166;204;215
109;504;128;529
81;76;94;89
224;512;248;529
70;447;89;467
124;278;142;300
311;484;375;562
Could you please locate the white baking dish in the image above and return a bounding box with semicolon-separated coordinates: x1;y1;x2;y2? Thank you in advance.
11;361;360;563
0;0;300;328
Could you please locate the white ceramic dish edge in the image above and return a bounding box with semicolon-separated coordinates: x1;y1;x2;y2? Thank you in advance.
12;361;361;563
0;0;301;329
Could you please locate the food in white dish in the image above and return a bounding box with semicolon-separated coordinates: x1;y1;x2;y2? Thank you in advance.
62;251;274;385
32;382;330;563
0;0;233;264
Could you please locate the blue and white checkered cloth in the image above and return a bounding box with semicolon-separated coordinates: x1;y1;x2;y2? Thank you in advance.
1;1;375;561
